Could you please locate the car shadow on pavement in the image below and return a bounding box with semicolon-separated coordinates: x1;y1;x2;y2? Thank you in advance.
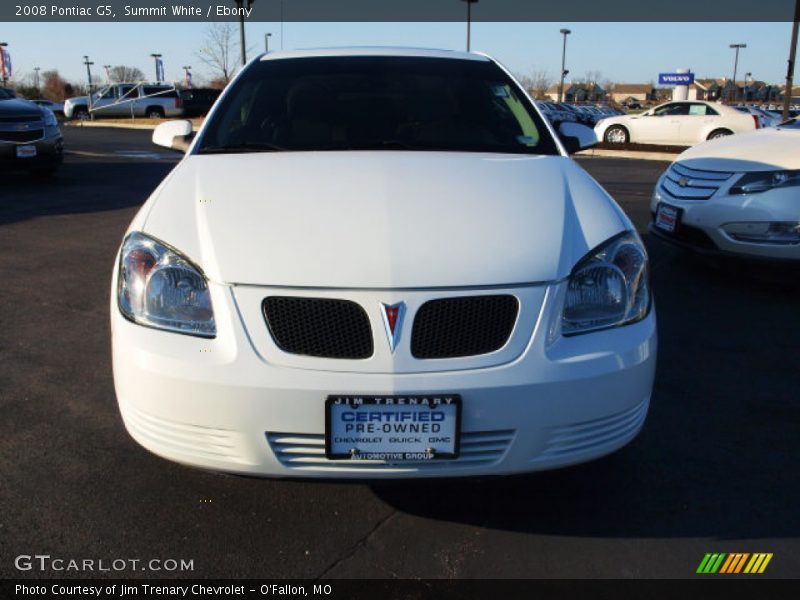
0;158;175;226
371;240;800;540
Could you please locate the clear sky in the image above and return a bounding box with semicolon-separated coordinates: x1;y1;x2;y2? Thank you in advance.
1;21;794;87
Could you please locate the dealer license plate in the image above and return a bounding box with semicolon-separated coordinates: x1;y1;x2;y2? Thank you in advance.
16;145;37;158
655;203;680;232
326;395;461;461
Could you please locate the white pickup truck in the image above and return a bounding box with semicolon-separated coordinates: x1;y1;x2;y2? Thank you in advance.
64;82;184;120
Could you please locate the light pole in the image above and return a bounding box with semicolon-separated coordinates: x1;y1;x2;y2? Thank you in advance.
33;66;41;90
729;43;746;102
150;53;162;82
783;0;800;122
744;71;752;101
235;0;255;66
460;0;478;52
103;64;112;82
265;32;272;53
558;28;571;103
83;55;94;92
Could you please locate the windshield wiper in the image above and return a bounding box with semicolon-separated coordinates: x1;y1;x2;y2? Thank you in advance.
197;141;286;154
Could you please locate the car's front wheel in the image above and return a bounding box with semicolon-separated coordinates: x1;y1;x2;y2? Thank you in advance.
604;125;629;144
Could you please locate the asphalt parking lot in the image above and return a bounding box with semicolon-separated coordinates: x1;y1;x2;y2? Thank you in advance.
1;127;798;579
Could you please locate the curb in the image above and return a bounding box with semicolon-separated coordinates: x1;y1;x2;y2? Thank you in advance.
577;148;678;161
64;121;159;130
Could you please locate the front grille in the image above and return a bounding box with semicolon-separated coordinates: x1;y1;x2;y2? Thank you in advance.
411;295;519;359
533;399;648;464
0;129;44;143
263;296;373;359
660;162;733;200
0;115;41;123
267;429;515;471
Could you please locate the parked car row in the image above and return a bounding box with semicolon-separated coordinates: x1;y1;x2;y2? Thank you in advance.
63;82;220;120
536;101;624;127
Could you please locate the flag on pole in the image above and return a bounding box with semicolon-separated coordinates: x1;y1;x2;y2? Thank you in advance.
155;57;165;83
185;69;192;89
0;47;11;80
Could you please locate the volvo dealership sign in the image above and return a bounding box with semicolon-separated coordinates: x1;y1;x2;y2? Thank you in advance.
659;72;695;85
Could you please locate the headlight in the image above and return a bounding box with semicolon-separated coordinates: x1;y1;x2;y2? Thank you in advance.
729;170;800;194
561;231;650;336
117;232;215;337
42;109;58;127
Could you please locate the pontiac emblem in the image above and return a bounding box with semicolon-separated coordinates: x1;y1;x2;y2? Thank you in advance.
16;123;30;131
380;302;406;353
678;177;690;187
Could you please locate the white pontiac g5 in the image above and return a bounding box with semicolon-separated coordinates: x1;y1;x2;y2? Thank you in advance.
111;48;657;478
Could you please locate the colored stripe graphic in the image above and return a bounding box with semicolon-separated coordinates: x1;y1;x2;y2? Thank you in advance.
720;553;750;573
699;553;773;574
743;553;773;574
697;553;726;573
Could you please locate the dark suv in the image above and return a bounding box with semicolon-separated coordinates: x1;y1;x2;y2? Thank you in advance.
0;88;63;176
179;88;221;117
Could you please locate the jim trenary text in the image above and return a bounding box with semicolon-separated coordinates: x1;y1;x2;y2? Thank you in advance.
15;584;333;597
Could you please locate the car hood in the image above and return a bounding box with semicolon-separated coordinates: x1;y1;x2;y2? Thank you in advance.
0;98;43;118
677;127;800;172
141;152;626;288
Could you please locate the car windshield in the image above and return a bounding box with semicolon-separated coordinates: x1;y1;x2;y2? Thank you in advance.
198;55;558;155
0;88;14;100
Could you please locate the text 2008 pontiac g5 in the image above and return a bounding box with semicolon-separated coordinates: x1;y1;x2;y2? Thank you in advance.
111;48;656;478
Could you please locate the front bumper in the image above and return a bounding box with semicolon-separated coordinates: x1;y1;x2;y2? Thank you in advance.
111;276;657;479
0;131;63;171
650;175;800;262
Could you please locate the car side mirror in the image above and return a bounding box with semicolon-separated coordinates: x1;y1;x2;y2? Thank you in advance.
557;121;598;154
153;120;194;153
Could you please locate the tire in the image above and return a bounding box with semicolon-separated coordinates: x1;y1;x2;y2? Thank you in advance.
72;107;90;121
145;106;165;119
707;129;733;140
604;125;629;144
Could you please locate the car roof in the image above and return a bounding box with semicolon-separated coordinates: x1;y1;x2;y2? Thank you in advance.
258;47;490;63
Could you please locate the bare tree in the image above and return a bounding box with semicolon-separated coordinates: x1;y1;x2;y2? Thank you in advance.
197;23;238;85
584;70;603;84
41;70;69;101
515;68;554;99
108;65;145;83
